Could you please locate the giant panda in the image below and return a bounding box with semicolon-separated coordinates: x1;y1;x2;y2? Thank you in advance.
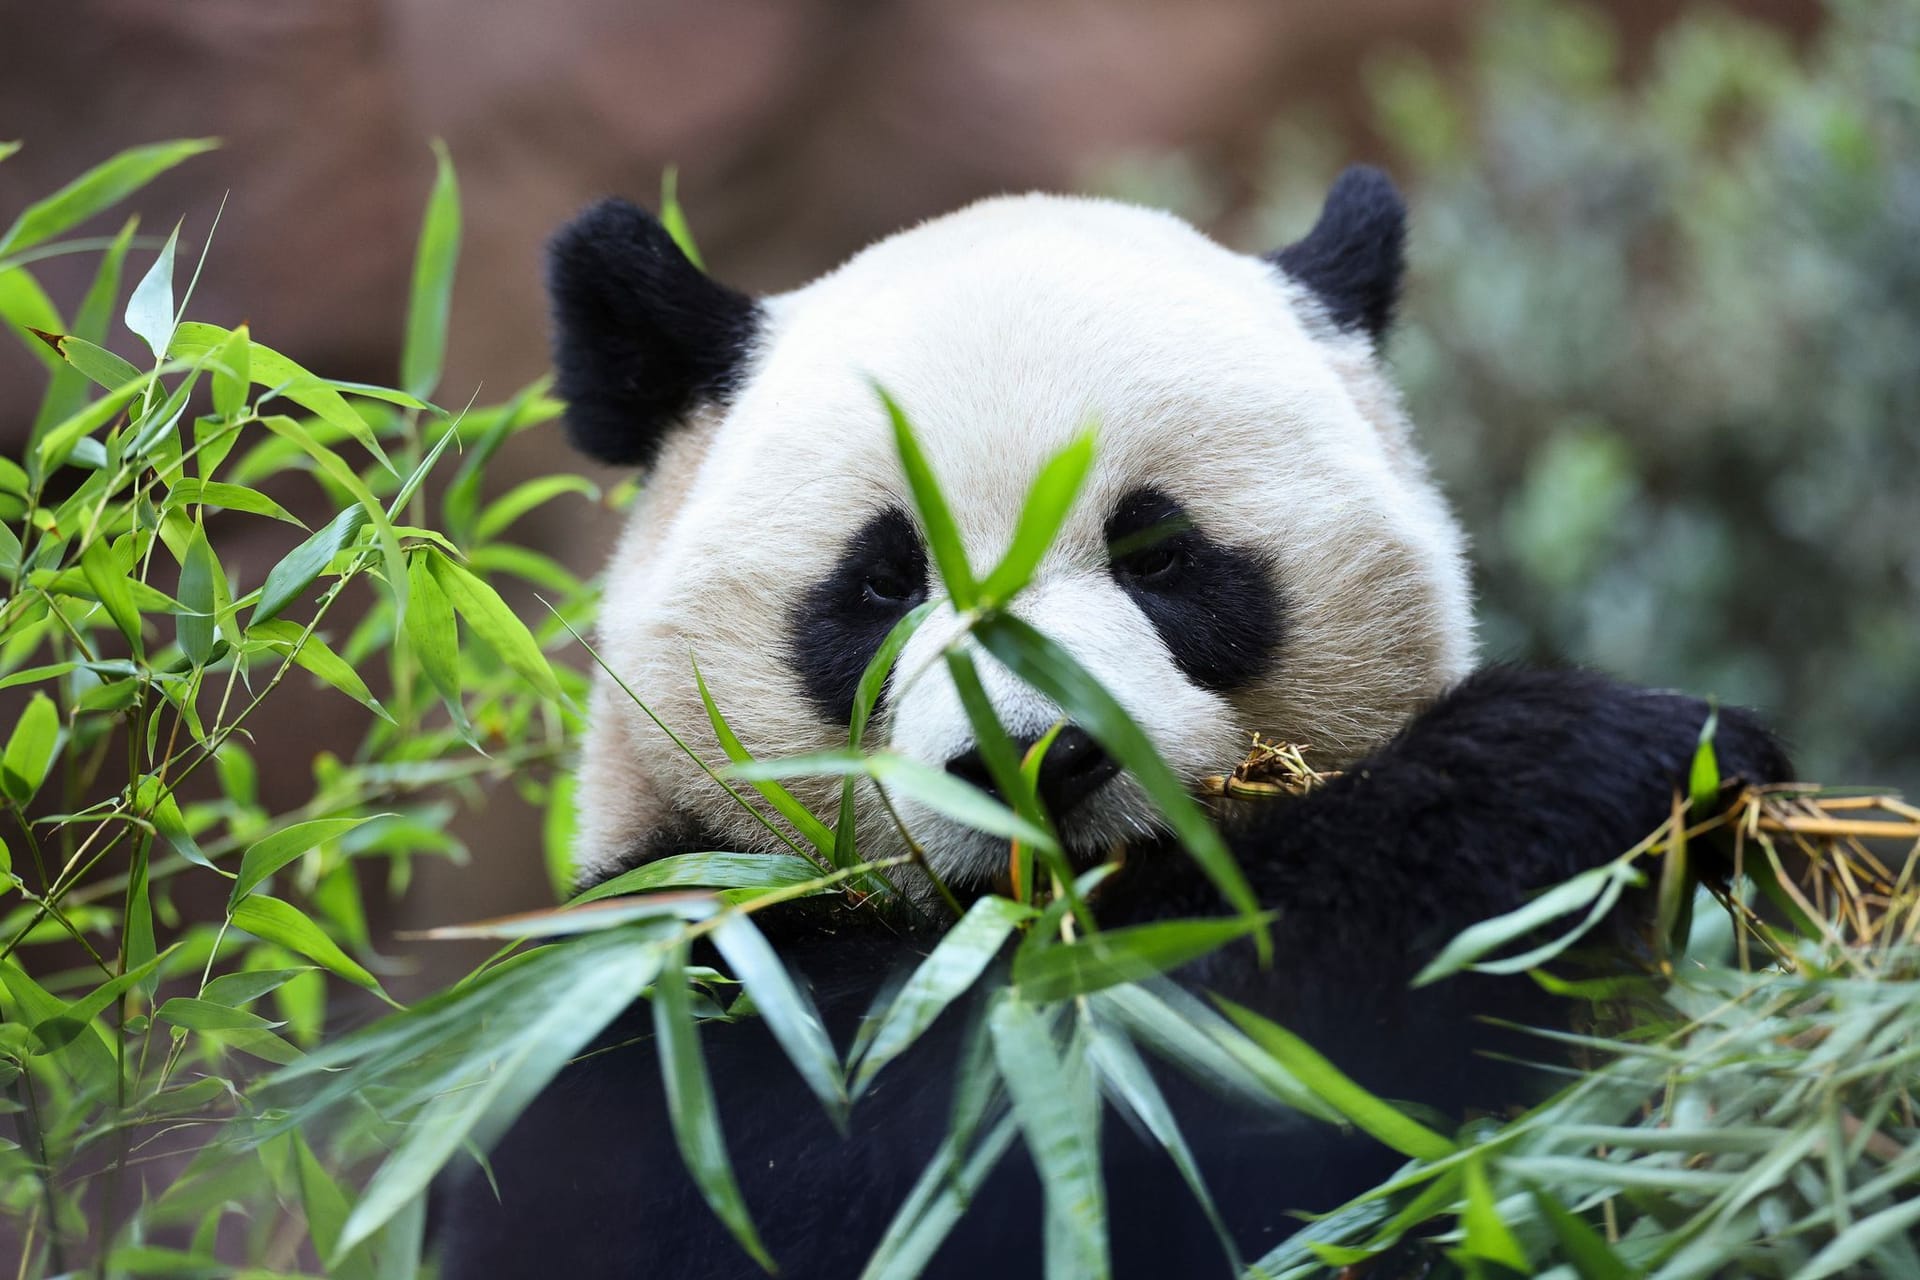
433;168;1789;1278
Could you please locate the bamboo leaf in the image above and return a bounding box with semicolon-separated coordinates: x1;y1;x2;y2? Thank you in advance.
835;599;935;870
1214;994;1455;1160
176;519;218;666
0;138;217;258
571;853;829;905
972;614;1264;953
1;691;60;806
404;549;464;722
658;166;705;270
250;505;369;627
1459;1157;1529;1271
1086;1022;1240;1275
1013;916;1270;1003
474;474;598;543
401;140;462;401
694;656;834;858
988;996;1107;1280
336;931;664;1256
854;895;1034;1096
880;387;975;608
654;943;774;1271
78;537;144;655
230;895;383;994
1413;859;1638;987
231;816;384;908
426;550;563;702
126;218;181;360
977;428;1096;606
711;912;847;1124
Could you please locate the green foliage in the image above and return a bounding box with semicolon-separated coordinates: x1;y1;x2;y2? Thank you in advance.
0;139;590;1274
1353;0;1919;793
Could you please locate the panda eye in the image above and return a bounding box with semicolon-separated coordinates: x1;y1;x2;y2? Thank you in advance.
861;566;925;609
1115;544;1183;586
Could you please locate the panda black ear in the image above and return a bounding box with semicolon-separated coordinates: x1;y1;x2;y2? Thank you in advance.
1267;166;1406;344
546;198;762;468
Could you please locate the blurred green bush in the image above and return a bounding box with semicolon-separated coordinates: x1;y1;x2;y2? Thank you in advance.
1253;0;1920;791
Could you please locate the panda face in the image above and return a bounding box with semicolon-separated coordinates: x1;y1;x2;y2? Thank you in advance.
557;181;1475;892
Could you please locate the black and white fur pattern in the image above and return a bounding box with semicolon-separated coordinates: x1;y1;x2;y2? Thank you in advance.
433;170;1790;1278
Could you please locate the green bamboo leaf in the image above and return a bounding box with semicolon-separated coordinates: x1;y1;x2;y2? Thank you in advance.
571;853;829;905
972;614;1264;953
34;329;143;391
473;474;598;543
1459;1157;1528;1271
658;166;705;270
654;943;775;1272
199;968;315;1008
977;428;1096;605
0;138;217;258
1;959;116;1087
853;895;1034;1095
168;478;303;526
126;218;181;360
230;895;383;994
155;996;287;1034
1013;916;1270;1003
402;140;461;401
176;519;218;665
250;505;369;626
79;537;144;656
404;549;463;720
426;550;563;701
296;1133;377;1280
1091;985;1338;1123
733;751;1058;853
255;413;404;601
230;816;385;908
859;1116;1020;1280
208;322;251;421
0;263;62;371
124;842;157;1001
1085;1023;1241;1275
1;691;60;806
1687;703;1720;814
711;912;847;1124
31;948;171;1052
336;932;664;1256
173;324;395;470
1528;1189;1638;1280
34;375;146;475
1412;860;1636;987
1214;994;1456;1160
988;996;1107;1280
879;386;975;608
835;599;935;869
30;217;137;444
250;619;390;721
1801;1195;1920;1279
695;656;834;857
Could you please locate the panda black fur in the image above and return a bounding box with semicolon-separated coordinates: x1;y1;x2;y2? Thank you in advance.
432;170;1790;1278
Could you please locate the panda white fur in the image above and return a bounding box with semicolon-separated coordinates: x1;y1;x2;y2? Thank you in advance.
433;169;1787;1278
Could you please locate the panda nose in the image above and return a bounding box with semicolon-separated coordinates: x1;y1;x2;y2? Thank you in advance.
944;726;1119;819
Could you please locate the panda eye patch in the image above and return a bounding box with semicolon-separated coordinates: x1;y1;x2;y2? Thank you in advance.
1104;487;1283;693
788;507;929;722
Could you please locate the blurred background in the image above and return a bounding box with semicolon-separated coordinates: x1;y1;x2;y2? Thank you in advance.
2;0;1914;969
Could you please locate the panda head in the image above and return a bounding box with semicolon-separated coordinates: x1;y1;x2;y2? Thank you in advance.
552;168;1474;895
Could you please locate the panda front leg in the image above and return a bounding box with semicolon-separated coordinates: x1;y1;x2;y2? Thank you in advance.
1095;664;1792;1111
